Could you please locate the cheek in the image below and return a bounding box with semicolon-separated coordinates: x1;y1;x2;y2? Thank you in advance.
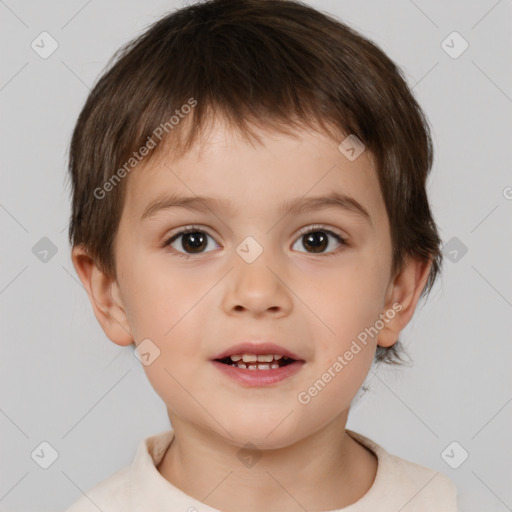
296;340;374;425
308;258;387;346
139;357;204;425
125;264;212;383
121;256;202;340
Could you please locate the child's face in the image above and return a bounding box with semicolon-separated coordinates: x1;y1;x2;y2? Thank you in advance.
76;117;425;448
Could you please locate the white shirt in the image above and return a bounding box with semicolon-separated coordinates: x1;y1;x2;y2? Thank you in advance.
65;429;458;511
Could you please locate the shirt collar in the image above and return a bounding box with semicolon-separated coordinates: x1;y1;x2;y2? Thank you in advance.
129;428;387;511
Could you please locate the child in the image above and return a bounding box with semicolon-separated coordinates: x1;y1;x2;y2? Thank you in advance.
65;0;458;510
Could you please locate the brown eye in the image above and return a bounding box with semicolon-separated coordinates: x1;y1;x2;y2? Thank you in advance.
179;231;208;253
165;228;219;256
292;226;347;255
302;231;328;253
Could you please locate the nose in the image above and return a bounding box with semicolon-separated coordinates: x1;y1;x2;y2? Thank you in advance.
221;248;293;318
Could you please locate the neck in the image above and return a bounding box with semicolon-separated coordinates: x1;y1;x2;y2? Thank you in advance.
157;413;377;512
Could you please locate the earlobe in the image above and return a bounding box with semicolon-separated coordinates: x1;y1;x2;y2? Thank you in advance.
377;256;432;348
71;245;134;347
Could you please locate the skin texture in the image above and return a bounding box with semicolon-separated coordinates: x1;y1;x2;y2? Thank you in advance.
72;117;431;511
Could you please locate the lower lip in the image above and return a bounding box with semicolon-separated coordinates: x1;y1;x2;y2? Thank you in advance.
211;360;305;386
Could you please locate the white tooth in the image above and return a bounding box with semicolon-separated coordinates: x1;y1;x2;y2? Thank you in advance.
236;362;247;368
256;354;273;362
270;363;280;369
273;354;283;360
248;364;258;370
242;354;258;362
230;354;243;361
257;364;271;370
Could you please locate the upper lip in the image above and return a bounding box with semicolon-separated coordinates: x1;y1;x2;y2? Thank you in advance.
211;342;304;361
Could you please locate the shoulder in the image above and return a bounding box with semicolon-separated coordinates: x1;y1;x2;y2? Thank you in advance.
64;430;174;512
346;430;459;511
383;451;459;511
64;465;132;512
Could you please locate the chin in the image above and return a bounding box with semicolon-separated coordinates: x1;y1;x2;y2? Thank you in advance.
215;415;303;449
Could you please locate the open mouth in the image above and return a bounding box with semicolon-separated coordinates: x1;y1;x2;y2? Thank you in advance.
215;355;296;370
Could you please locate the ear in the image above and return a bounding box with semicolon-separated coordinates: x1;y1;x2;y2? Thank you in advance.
71;245;134;347
377;256;432;348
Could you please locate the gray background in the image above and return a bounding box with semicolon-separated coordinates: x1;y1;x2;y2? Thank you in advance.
1;0;511;510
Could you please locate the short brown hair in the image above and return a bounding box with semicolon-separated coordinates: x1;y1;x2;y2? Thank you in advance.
66;0;443;365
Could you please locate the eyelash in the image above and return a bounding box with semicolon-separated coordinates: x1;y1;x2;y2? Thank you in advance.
163;224;348;260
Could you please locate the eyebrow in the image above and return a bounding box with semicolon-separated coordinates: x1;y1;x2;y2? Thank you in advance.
140;191;372;225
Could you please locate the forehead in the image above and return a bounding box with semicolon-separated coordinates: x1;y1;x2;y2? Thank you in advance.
121;119;386;228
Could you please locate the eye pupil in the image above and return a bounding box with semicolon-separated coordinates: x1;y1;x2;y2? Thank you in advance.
303;231;327;253
182;232;207;253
